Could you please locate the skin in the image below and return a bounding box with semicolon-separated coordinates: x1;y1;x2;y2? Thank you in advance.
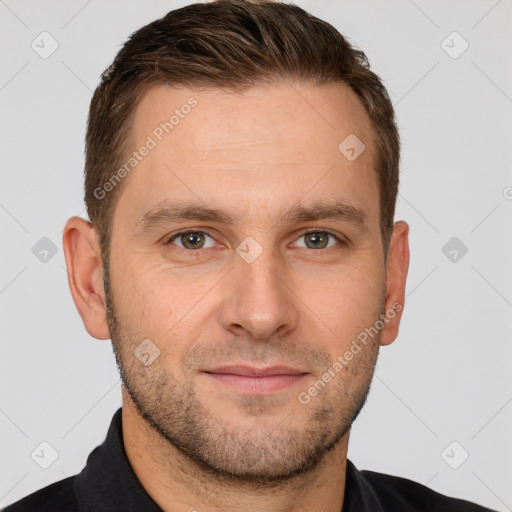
63;81;409;512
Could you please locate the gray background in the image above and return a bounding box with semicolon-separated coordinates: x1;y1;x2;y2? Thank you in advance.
1;0;511;510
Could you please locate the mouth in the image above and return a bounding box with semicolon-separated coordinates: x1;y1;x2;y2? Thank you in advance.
203;365;309;395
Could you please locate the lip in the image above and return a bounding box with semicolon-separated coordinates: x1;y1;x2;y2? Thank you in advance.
203;365;308;394
206;365;306;377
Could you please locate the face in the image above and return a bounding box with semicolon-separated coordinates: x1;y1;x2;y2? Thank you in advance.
104;82;391;483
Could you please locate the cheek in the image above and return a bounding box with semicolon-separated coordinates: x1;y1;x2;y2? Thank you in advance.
300;264;385;343
110;258;177;336
114;260;221;357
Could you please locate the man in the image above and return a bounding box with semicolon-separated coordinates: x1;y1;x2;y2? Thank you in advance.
3;1;497;511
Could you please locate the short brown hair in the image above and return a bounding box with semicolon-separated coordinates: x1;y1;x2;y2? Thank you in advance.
85;0;400;261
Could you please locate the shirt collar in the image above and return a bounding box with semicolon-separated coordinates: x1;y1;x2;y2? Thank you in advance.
74;407;163;512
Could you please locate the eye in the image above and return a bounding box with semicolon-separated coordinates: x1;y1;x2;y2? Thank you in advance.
165;229;344;253
167;231;216;250
292;230;343;250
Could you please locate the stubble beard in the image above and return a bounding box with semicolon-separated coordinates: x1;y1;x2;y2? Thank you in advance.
103;261;382;485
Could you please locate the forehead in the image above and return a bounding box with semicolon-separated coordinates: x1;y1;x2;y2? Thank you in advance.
115;81;380;231
132;81;375;160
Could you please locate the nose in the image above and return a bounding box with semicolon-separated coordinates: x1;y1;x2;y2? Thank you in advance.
219;249;300;341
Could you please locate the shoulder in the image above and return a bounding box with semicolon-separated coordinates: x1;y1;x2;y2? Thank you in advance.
2;476;78;512
361;469;497;512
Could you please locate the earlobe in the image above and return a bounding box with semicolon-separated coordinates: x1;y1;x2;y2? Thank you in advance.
62;216;111;340
380;220;410;346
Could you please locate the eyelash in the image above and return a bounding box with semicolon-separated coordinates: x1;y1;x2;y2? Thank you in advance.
165;228;345;255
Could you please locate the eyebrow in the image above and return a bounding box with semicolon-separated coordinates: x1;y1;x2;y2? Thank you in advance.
135;199;368;234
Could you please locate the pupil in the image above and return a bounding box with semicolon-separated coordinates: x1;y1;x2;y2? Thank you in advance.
185;232;203;248
307;232;326;249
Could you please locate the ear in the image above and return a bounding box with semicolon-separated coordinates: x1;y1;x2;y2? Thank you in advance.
62;216;110;340
380;220;410;346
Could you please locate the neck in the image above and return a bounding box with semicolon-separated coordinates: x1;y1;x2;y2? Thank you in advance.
122;391;349;512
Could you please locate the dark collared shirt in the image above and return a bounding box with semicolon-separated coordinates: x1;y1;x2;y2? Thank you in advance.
3;407;496;512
